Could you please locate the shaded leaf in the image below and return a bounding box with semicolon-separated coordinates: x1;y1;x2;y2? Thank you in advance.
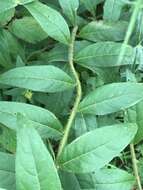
59;170;81;190
0;8;15;26
103;0;125;21
59;0;79;25
81;0;103;15
127;100;143;144
10;16;48;44
0;152;15;190
0;125;16;153
73;113;97;137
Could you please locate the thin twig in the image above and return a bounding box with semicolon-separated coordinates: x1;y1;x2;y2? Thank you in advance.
130;144;142;190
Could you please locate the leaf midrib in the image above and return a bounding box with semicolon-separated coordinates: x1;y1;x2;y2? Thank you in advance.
0;75;74;86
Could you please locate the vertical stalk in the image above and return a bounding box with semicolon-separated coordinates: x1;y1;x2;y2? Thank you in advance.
118;0;142;189
117;0;142;65
130;144;142;190
56;26;82;160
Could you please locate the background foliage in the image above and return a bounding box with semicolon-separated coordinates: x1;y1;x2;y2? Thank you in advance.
0;0;143;189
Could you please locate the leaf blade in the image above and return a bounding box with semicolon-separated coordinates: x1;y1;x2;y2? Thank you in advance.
25;1;71;45
16;114;62;190
0;66;75;93
75;42;134;70
0;101;63;140
78;83;143;115
58;123;137;173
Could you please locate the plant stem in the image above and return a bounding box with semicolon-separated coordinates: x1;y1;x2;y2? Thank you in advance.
117;0;142;65
120;1;143;189
130;143;142;190
56;26;82;160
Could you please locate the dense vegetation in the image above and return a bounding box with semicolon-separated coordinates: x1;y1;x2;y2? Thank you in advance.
0;0;143;189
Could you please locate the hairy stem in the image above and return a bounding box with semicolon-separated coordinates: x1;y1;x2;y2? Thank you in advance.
130;144;142;190
56;26;82;160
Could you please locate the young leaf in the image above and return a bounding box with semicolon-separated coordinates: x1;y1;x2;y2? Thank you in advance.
77;167;135;190
25;1;70;45
78;83;143;115
79;21;128;42
34;90;73;116
0;152;15;190
58;123;137;173
0;101;63;140
0;66;75;93
10;16;48;44
59;0;79;25
16;114;62;190
74;42;134;71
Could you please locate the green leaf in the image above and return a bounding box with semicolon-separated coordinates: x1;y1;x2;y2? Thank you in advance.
0;8;15;26
0;1;16;13
39;43;68;63
59;170;81;190
74;42;134;70
25;1;70;45
73;113;97;137
79;21;128;42
0;152;15;190
59;0;79;25
0;101;63;140
16;114;62;190
0;125;16;153
127;100;143;144
58;123;137;173
34;90;73;116
10;16;48;44
18;0;35;4
0;29;24;68
103;0;125;21
78;83;143;115
0;65;75;92
77;167;135;190
0;0;35;13
80;0;103;15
